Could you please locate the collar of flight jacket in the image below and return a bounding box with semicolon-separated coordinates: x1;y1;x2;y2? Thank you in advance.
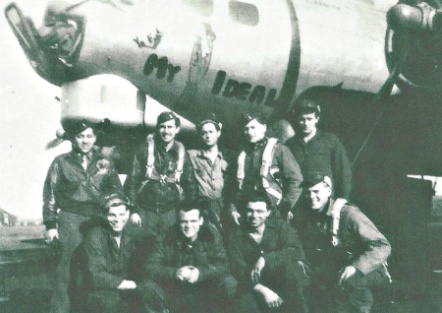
245;137;269;152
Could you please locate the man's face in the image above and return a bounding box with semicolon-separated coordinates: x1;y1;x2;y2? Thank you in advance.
296;112;319;136
306;182;332;212
245;201;271;228
200;123;221;148
244;119;266;143
106;205;130;233
158;119;180;144
71;127;96;154
179;209;203;241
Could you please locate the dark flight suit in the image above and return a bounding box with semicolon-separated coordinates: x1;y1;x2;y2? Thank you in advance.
287;130;352;200
43;147;122;313
125;136;197;236
227;217;308;313
296;199;391;313
235;138;303;218
84;224;143;313
141;225;236;313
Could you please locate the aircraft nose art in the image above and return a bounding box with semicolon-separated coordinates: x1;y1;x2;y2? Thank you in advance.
5;2;85;85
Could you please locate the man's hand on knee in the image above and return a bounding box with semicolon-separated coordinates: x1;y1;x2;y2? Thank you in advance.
176;266;192;282
187;266;200;284
45;228;59;243
176;266;200;283
338;265;357;286
253;284;283;309
130;213;142;226
118;280;137;290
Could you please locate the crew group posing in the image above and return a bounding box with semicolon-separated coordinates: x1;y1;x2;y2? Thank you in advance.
43;101;391;313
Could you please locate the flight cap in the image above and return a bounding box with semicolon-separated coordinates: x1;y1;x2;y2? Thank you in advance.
63;119;95;138
294;99;321;117
197;113;222;131
240;112;267;127
157;111;181;127
102;193;131;213
301;171;332;189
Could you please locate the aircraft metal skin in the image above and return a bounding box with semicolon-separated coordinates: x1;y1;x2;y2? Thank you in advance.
5;0;402;135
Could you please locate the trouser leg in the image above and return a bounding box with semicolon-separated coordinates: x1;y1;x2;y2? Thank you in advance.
50;212;90;313
89;290;129;313
139;210;160;237
282;262;310;313
157;210;177;235
89;289;145;313
336;273;373;313
141;281;196;313
140;209;176;237
203;275;237;313
201;199;224;234
306;284;334;313
237;261;308;313
261;261;309;313
236;291;262;313
336;269;386;313
138;280;168;313
140;278;235;313
127;234;157;280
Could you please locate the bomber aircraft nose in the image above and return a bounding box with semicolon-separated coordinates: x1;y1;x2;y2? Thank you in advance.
5;2;81;85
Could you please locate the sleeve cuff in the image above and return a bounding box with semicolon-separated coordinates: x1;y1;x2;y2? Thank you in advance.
352;262;370;276
197;266;207;282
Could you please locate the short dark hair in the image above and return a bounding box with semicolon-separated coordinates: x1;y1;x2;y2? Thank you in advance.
176;199;202;217
197;113;222;132
239;190;272;212
63;119;96;140
240;113;267;127
294;99;321;118
102;193;130;214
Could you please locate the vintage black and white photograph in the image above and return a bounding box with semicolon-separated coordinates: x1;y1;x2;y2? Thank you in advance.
0;0;440;312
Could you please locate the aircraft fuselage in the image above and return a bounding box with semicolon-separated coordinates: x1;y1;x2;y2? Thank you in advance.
6;0;396;133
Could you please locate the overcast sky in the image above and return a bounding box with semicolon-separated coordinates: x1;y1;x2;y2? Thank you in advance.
1;0;71;220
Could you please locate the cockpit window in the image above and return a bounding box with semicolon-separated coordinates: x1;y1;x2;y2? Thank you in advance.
229;1;259;26
182;0;214;18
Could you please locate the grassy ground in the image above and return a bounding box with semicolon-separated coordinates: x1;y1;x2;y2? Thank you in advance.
0;276;51;313
0;224;44;235
0;225;50;313
0;225;45;249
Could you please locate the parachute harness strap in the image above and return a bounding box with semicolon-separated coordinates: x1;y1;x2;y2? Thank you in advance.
260;138;281;204
175;141;185;183
146;134;155;178
237;138;281;204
